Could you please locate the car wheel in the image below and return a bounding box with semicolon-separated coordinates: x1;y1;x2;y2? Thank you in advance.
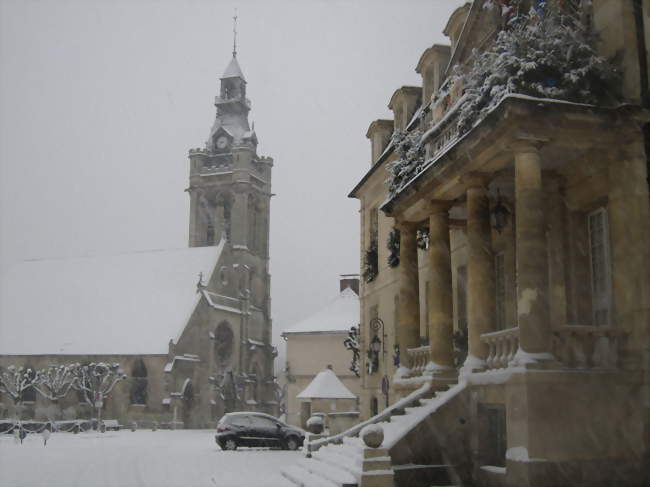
285;436;300;451
223;438;238;451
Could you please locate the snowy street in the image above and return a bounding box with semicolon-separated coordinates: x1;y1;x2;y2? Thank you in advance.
0;430;299;487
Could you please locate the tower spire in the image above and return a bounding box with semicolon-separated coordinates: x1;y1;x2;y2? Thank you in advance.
232;9;238;58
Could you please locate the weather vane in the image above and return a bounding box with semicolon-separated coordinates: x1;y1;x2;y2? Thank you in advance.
232;9;238;58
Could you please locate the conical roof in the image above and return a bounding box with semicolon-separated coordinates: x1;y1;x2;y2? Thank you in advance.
221;56;246;81
297;368;356;400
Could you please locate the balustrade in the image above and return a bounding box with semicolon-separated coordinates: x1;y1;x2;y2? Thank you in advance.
481;327;520;370
406;345;430;376
551;326;624;369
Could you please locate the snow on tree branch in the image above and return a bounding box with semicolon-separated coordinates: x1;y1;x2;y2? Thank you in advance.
34;364;76;401
71;362;126;407
386;1;618;198
0;365;37;404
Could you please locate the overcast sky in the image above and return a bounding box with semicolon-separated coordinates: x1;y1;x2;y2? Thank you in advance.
0;0;464;353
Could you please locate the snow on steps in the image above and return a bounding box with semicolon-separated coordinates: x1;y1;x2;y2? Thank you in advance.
282;383;467;487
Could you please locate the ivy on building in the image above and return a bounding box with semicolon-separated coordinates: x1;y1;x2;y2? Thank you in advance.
363;239;379;283
387;227;400;268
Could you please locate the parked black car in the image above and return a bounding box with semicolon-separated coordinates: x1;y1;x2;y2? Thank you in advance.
215;412;305;451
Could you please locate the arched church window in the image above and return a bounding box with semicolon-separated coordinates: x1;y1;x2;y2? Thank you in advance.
214;322;234;366
130;359;148;406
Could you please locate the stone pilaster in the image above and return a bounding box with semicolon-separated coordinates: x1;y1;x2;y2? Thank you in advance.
465;174;495;369
513;142;551;357
396;220;420;372
427;202;455;371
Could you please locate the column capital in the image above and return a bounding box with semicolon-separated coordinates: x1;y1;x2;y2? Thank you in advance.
461;172;491;190
424;199;454;215
394;219;419;233
509;136;549;154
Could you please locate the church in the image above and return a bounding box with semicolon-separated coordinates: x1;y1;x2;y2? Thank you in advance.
0;49;277;429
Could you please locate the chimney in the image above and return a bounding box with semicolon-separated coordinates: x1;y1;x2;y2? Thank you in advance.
340;274;360;295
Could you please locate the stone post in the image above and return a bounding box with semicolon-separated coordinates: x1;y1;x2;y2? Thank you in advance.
465;174;495;369
396;220;420;372
513;142;551;357
427;202;455;372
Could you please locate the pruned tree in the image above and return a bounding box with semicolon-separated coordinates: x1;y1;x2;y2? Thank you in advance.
0;365;38;419
34;364;76;403
71;362;126;428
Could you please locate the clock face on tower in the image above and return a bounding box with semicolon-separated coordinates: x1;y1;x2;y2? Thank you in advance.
216;136;229;150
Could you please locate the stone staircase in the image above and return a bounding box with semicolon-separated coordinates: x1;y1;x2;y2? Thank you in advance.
280;381;469;487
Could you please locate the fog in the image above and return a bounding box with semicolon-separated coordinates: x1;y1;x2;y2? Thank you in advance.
0;0;464;358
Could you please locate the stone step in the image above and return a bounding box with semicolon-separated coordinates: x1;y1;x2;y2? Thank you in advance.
296;457;357;487
281;464;338;487
393;463;453;487
314;447;363;477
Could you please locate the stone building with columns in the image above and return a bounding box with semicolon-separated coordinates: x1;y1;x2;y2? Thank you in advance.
346;1;650;486
0;52;277;429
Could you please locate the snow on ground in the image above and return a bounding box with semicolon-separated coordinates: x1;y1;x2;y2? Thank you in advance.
0;429;299;487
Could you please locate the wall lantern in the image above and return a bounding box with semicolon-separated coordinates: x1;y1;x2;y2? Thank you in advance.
492;189;510;234
366;317;385;375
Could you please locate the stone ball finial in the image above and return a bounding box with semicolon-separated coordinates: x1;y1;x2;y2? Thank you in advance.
360;424;384;448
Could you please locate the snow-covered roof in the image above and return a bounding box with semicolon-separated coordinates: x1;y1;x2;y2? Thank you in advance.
297;368;356;400
0;241;225;355
221;56;246;81
281;287;359;335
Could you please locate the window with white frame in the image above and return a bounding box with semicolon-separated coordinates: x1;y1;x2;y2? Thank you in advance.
587;208;612;326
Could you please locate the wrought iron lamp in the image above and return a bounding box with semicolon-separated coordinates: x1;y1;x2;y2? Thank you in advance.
492;189;510;233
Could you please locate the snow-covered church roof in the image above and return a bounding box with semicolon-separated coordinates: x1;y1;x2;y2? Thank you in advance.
281;287;359;335
297;368;356;400
0;241;224;356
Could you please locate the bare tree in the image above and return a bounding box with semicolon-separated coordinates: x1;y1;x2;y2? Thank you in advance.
0;365;38;420
71;363;126;428
34;364;76;403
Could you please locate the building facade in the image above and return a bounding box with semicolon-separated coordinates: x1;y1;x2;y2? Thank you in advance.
282;276;360;428
0;51;277;429
344;1;650;486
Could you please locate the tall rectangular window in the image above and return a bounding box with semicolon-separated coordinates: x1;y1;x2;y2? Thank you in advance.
495;253;506;330
588;208;611;326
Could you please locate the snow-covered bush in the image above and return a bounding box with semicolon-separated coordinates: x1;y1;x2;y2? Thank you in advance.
386;130;425;197
386;228;400;268
456;3;619;134
362;239;378;283
386;1;618;197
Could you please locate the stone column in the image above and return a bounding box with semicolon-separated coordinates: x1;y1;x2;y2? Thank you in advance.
608;134;650;370
427;202;455;371
514;142;551;356
465;175;495;369
396;220;420;372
